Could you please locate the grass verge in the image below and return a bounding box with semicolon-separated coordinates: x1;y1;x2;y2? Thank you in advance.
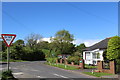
83;72;113;77
45;62;79;70
1;59;27;62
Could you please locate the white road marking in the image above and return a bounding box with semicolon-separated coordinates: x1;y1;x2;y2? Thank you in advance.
53;73;68;78
13;72;23;75
36;75;46;78
37;76;41;78
31;69;39;71
12;68;18;69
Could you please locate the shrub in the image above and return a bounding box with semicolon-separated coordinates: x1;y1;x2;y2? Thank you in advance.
0;51;7;60
1;70;17;80
46;57;58;63
67;56;80;65
21;47;45;61
115;59;120;73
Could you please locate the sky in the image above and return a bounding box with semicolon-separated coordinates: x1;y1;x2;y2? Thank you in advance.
2;2;118;47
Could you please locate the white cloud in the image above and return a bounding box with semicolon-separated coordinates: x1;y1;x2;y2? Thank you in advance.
41;37;102;47
73;39;102;47
41;38;51;43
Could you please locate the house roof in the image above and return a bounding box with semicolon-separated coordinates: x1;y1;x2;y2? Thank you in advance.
83;38;110;51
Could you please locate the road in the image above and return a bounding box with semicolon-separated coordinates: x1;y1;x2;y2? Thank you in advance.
1;61;95;79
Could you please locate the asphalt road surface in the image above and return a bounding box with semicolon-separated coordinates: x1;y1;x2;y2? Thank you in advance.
1;61;95;79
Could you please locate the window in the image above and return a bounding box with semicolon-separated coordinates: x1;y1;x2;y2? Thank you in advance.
93;60;96;65
85;52;91;60
97;52;100;59
92;52;100;59
93;52;97;59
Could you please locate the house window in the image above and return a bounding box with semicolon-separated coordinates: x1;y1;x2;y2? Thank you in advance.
97;52;100;59
93;52;100;59
85;52;90;60
93;52;97;59
93;60;96;65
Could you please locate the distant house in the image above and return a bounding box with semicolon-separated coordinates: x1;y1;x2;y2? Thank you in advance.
83;38;110;65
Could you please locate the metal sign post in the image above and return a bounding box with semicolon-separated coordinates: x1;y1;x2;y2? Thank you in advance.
7;47;10;71
1;34;16;71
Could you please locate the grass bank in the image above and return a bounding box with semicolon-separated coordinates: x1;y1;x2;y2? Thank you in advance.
45;62;79;70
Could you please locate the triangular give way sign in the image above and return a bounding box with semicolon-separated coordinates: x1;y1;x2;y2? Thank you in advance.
1;34;16;47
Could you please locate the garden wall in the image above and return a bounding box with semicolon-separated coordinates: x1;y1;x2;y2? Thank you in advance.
56;59;84;69
97;60;116;74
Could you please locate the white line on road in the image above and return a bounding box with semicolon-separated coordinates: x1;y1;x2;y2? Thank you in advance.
36;75;46;78
13;72;23;75
53;73;68;78
31;69;39;71
12;68;18;69
37;76;41;78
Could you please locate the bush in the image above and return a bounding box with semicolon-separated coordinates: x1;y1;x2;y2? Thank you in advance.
0;51;7;60
106;36;120;60
46;57;58;63
67;56;80;65
1;70;17;80
115;59;120;73
20;47;45;61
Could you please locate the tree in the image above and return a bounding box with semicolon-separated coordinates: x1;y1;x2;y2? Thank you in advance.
24;33;45;60
25;33;43;49
76;43;86;56
73;51;81;57
106;36;120;60
0;41;7;60
51;30;75;55
103;50;107;60
10;39;25;60
54;30;74;42
106;36;120;73
37;41;49;49
13;39;24;46
0;41;7;52
21;47;45;61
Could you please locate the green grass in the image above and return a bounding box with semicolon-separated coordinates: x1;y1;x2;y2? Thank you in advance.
85;64;97;69
83;72;113;77
45;62;79;70
1;59;27;62
0;71;1;78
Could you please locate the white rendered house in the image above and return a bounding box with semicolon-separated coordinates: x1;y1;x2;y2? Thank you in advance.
83;38;110;65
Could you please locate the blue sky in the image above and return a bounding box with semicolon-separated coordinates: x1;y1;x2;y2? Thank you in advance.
2;2;118;46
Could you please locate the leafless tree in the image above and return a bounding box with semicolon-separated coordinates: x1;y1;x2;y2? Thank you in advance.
25;33;43;49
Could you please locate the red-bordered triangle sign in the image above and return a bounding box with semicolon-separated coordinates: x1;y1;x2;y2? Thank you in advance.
1;34;16;47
